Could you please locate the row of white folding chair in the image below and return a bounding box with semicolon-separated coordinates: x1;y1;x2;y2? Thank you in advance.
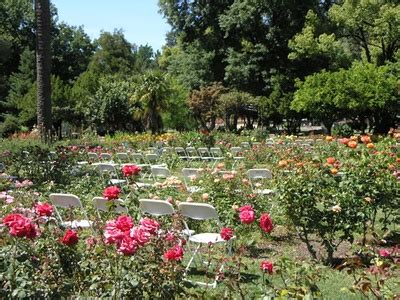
246;168;274;195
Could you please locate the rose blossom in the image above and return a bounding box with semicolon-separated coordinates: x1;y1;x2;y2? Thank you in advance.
104;215;133;244
163;244;184;261
220;227;234;241
139;218;160;235
117;235;138;255
122;164;141;177
61;229;79;246
130;226;151;246
260;260;273;274
103;185;121;200
379;249;391;257
259;213;273;233
239;205;255;224
2;213;38;239
34;202;53;217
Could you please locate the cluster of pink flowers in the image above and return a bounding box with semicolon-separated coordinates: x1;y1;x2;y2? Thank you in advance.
238;205;274;233
103;186;121;200
104;216;160;256
14;180;33;188
34;202;53;217
260;260;273;274
122;164;141;177
2;213;38;239
0;191;14;204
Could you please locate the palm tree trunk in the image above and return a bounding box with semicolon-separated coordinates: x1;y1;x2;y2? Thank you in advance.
35;0;52;142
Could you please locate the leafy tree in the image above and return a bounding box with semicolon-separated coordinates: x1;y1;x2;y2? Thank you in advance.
87;77;136;134
329;0;400;65
88;30;136;75
133;70;171;134
219;90;258;131
134;44;157;72
187;82;226;130
52;23;95;83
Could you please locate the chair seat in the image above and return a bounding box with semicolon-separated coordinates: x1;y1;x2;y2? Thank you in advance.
77;161;88;165
110;179;127;185
62;220;92;229
233;157;245;160
182;229;195;236
135;182;153;188
189;233;226;244
255;189;274;195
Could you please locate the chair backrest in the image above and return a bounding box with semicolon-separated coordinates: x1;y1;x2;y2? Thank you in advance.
97;163;117;175
50;193;82;208
151;166;171;179
132;152;145;163
116;152;130;162
240;142;250;149
175;147;187;157
93;197;128;214
247;169;272;180
178;202;219;221
147;147;156;153
146;153;159;163
182;168;200;180
230;147;242;156
197;147;211;157
0;162;5;172
186;147;198;156
210;147;223;157
100;153;112;161
139;199;175;216
88;152;99;160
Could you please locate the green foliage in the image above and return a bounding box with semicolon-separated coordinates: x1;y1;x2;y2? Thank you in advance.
87;76;136;134
332;123;354;138
0;114;20;137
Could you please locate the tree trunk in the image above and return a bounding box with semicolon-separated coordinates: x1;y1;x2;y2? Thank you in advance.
35;0;52;142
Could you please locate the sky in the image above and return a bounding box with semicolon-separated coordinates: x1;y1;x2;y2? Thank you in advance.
52;0;171;51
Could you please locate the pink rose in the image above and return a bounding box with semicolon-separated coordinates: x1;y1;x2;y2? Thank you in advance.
139;218;160;235
117;235;138;256
130;226;151;246
260;260;273;274
122;164;141;177
103;186;121;200
35;202;53;217
239;205;255;224
379;249;391;257
259;213;273;233
3;213;38;239
220;227;234;241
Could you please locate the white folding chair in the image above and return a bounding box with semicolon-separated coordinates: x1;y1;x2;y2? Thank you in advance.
178;202;233;288
116;152;131;165
240;142;250;149
139;199;194;236
175;147;189;160
93;197;128;214
197;147;214;162
146;153;166;167
151;166;171;181
209;147;224;160
100;152;113;162
97;163;126;185
182;168;202;193
49;193;92;229
247;168;274;195
185;147;201;160
88;152;99;162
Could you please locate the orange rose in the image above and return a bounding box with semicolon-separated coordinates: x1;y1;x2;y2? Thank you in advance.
396;157;400;163
348;141;357;149
350;136;358;141
325;136;333;142
326;157;336;165
366;143;374;149
361;136;371;144
330;168;338;175
278;160;288;168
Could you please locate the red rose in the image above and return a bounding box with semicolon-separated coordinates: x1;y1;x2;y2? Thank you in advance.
122;164;141;177
220;227;234;241
61;229;79;246
239;205;255;224
259;213;273;233
260;260;273;274
103;186;121;200
130;226;151;246
117;235;138;256
3;213;38;239
35;202;53;216
163;245;184;261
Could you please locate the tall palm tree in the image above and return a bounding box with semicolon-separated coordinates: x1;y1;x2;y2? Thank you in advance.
35;0;52;141
135;71;170;134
